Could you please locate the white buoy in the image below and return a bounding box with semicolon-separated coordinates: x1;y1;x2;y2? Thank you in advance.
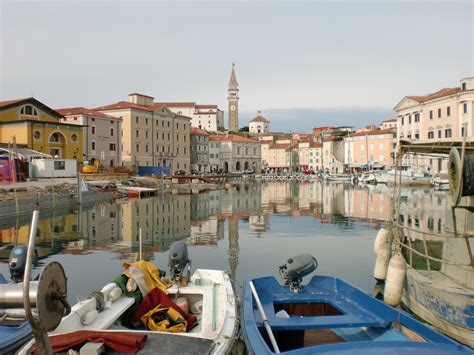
374;228;393;254
373;248;391;281
384;253;407;307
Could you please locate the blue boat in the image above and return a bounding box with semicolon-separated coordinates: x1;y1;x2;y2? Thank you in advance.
242;254;471;354
0;274;32;354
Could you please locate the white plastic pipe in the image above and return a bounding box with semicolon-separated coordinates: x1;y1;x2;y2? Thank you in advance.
249;281;280;354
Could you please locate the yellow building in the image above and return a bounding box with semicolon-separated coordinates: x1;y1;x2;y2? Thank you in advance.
0;98;83;160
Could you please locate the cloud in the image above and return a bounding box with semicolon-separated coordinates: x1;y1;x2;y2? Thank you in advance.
239;107;394;132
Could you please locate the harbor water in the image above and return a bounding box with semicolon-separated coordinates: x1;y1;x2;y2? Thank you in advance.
0;181;448;303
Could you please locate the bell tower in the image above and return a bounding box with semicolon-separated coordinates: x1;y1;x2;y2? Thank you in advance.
228;63;239;132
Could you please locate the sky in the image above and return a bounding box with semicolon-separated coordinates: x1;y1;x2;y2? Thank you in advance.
1;0;473;131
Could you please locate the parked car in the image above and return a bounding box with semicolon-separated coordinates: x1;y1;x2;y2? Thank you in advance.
303;169;315;175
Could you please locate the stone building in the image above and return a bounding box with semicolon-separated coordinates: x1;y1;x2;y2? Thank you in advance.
190;127;209;173
94;93;191;173
58;107;122;167
208;134;261;172
0;97;83;160
249;111;270;134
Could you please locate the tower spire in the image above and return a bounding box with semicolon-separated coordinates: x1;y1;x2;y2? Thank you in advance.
228;63;238;89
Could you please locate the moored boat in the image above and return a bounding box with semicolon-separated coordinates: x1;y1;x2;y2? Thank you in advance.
19;241;238;354
242;254;471;354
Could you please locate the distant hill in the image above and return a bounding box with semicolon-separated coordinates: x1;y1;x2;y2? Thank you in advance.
239;107;394;132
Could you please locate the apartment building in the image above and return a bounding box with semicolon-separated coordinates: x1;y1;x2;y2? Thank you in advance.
344;128;396;169
95;93;191;173
190;127;209;173
322;136;345;173
394;77;474;173
395;78;474;143
58;107;122;167
308;143;323;171
154;102;224;132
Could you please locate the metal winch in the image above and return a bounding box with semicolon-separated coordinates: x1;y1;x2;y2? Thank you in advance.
0;211;70;354
279;253;318;292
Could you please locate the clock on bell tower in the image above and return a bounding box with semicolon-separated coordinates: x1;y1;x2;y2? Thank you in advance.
228;63;239;132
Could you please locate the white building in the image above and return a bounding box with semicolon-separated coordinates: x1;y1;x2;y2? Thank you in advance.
155;102;224;132
208;134;261;172
249;111;270;134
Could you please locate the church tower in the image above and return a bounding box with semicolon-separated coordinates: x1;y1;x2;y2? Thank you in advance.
228;63;239;131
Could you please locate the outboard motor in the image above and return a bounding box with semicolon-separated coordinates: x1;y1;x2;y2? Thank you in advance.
9;246;28;283
168;241;191;281
279;254;318;293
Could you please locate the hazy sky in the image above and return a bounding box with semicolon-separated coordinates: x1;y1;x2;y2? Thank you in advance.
1;0;473;131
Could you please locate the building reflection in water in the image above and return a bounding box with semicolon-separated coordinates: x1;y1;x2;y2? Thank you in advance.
0;182;455;274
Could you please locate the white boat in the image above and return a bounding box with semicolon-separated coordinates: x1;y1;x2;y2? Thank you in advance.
19;243;238;354
432;175;450;190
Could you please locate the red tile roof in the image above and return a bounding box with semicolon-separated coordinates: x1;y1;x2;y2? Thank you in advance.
56;107;120;119
208;134;260;143
310;143;323;148
190;127;208;136
94;101;154;112
407;87;462;103
348;128;395;137
0;98;29;108
154;102;196;108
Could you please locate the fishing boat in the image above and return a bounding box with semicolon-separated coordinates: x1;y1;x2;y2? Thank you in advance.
19;241;238;354
242;254;471;354
383;142;474;347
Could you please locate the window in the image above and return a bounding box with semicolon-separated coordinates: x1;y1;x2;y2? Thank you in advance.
462;82;467;91
136;144;139;152
438;108;441;118
136;116;139;124
445;128;452;138
111;128;114;136
145;145;149;152
92;126;95;134
447;106;451;116
145;131;148;139
438;130;442;139
461;127;465;137
54;161;65;170
176;123;179;129
415;133;420;139
401;116;404;125
428;131;434;139
176;134;179;141
71;133;77;142
109;143;116;151
464;103;468;114
167;121;170;128
430;110;433;120
135;129;139;138
91;141;96;150
20;105;38;116
33;131;41;140
415;113;420;122
145;118;148;125
408;115;412;124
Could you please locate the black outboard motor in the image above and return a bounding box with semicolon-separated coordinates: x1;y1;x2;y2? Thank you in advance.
168;241;191;280
279;254;318;293
9;246;28;283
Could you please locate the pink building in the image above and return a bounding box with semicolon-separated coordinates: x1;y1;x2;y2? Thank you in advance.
58;107;122;167
344;129;396;169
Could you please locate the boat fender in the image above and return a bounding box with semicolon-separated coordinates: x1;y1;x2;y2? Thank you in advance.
108;287;122;302
81;309;99;325
374;228;393;254
384;253;406;307
373;248;391;281
126;278;138;293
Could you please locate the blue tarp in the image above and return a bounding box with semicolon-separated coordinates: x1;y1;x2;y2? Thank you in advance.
138;166;171;176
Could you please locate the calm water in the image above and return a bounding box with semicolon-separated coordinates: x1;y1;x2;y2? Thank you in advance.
0;181;446;303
